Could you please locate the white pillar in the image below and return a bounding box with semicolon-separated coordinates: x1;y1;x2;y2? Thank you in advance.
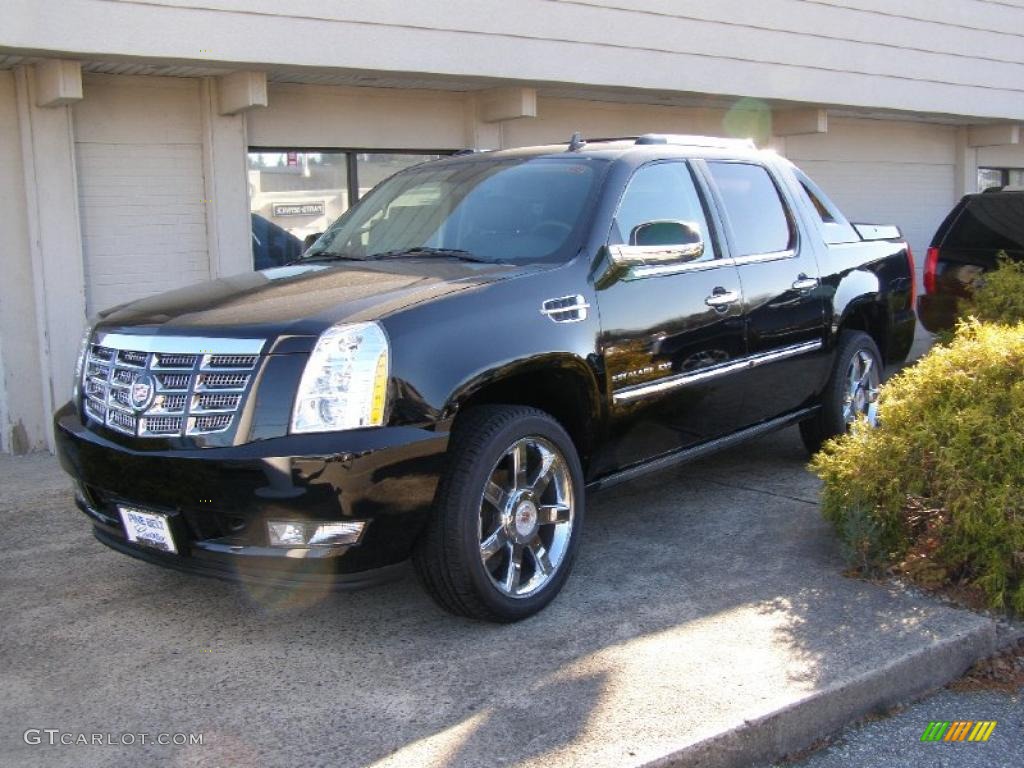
954;127;978;197
14;62;88;451
201;77;259;278
462;94;499;151
0;70;48;453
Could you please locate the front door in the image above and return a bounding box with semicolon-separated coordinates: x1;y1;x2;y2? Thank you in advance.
594;160;747;474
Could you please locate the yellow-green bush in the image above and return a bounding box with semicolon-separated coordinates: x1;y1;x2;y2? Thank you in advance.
959;253;1024;326
811;321;1024;611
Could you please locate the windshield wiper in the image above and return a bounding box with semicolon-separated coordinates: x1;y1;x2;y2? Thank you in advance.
365;247;492;264
288;250;365;264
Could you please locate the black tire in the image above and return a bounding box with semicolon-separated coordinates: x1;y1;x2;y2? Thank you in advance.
413;405;585;622
800;330;883;455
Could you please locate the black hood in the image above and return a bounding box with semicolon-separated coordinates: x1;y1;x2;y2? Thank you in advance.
96;259;538;338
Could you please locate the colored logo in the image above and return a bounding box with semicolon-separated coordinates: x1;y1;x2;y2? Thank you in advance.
920;721;996;742
129;372;156;412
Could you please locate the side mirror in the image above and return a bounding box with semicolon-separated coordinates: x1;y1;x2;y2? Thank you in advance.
631;220;702;250
593;221;705;288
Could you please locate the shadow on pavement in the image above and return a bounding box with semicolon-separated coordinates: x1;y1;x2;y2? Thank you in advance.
0;427;984;768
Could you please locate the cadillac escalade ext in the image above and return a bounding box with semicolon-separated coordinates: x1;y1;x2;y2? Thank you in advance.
56;134;916;622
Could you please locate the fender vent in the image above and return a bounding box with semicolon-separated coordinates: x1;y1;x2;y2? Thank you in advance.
541;294;590;324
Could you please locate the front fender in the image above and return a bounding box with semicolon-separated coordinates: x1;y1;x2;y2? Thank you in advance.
379;260;603;429
443;352;603;419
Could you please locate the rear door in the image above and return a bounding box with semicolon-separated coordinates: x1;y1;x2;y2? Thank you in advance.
698;159;828;425
594;160;748;473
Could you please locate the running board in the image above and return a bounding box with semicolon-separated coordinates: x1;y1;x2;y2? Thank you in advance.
586;406;820;492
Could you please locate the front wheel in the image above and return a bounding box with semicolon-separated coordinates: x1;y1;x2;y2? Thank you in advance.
414;405;585;622
800;330;882;455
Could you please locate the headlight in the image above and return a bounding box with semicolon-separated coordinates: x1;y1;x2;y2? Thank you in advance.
73;323;94;401
290;322;389;434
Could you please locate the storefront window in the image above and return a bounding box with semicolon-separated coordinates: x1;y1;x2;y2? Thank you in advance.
356;153;438;197
247;149;447;269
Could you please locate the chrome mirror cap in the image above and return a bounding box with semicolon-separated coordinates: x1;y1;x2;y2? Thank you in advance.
593;221;706;288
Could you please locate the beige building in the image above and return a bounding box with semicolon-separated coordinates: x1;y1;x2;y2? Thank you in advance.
1;0;1023;453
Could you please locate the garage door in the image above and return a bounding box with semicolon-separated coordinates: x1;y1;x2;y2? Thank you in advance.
73;75;211;316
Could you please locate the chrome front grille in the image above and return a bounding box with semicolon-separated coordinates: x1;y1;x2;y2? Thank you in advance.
206;354;258;369
140;415;183;435
80;334;265;438
156;373;190;391
118;350;147;367
154;353;197;369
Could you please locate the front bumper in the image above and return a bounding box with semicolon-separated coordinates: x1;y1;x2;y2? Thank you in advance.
55;403;448;586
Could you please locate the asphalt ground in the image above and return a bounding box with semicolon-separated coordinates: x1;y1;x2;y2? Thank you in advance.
777;687;1023;768
1;406;999;768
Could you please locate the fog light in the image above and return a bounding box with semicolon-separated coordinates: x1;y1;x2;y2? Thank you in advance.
267;520;365;548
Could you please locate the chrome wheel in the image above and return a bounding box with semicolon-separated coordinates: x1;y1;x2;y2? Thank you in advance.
478;436;575;599
843;348;880;426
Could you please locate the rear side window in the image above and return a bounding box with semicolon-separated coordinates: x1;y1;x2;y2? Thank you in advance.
707;162;793;256
945;195;1024;252
801;183;835;222
792;168;859;245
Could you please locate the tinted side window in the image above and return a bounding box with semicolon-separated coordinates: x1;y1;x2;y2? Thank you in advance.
799;182;835;222
613;162;716;261
792;168;859;245
708;162;793;256
945;195;1024;251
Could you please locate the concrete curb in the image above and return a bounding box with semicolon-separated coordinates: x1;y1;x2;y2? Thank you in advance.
645;618;999;768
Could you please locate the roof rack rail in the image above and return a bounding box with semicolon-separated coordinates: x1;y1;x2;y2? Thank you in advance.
635;134;757;150
583;136;640;143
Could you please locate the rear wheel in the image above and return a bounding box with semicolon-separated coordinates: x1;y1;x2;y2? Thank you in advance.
414;405;584;622
800;331;882;455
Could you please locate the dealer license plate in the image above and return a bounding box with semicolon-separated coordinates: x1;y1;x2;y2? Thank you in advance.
117;506;178;554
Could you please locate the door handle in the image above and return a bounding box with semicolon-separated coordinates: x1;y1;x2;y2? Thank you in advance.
705;288;740;309
792;274;819;292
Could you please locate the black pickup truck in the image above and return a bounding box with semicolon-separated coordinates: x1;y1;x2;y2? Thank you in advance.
56;134;916;621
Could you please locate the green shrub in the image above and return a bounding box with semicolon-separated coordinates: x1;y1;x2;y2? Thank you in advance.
959;252;1024;326
811;320;1024;612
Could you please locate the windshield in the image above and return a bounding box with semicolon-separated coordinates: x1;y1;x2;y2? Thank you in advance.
302;156;607;264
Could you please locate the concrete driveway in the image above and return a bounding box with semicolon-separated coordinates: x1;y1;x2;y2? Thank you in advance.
0;427;996;768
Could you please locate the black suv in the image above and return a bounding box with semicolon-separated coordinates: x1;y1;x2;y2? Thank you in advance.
918;187;1024;333
56;135;916;621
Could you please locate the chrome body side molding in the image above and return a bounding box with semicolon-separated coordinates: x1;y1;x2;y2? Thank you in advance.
612;339;823;404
